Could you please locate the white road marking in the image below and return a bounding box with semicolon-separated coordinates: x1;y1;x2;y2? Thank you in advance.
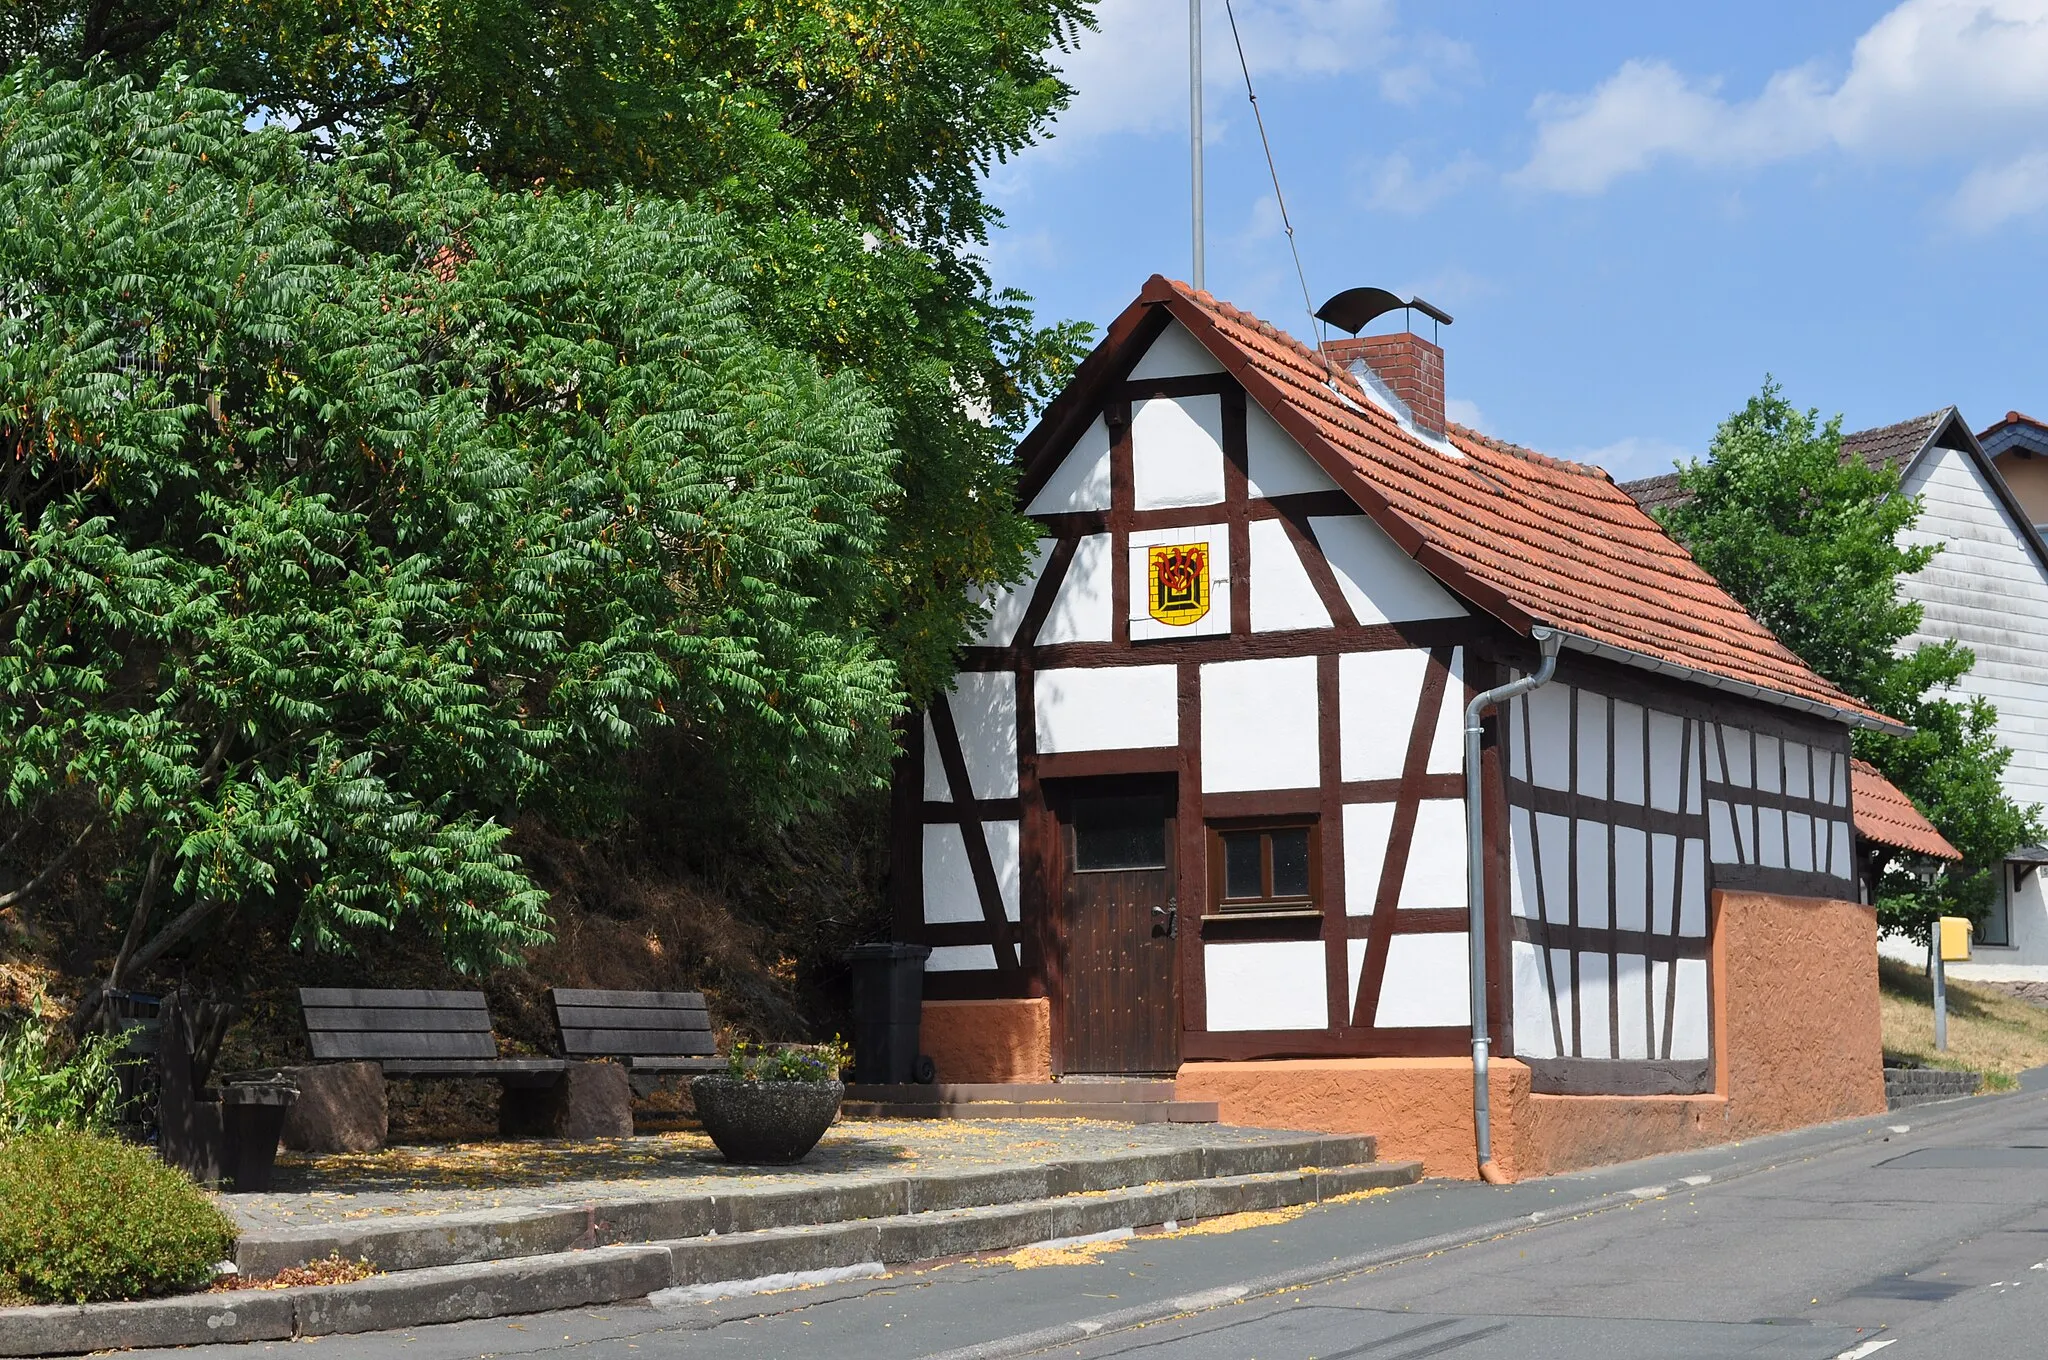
1028;1228;1134;1252
1680;1175;1712;1187
1170;1286;1248;1311
1833;1338;1896;1359
1626;1186;1668;1198
1888;1125;1911;1134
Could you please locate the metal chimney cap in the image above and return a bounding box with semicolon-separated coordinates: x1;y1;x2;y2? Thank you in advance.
1315;287;1454;336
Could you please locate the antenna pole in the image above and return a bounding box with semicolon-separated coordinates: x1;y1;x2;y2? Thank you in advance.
1190;0;1204;290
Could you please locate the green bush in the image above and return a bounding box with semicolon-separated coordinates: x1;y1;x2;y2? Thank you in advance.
0;1000;129;1135
0;1132;236;1303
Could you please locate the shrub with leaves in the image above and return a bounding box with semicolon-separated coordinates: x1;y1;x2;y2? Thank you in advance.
0;1130;236;1303
0;999;128;1135
0;66;904;1001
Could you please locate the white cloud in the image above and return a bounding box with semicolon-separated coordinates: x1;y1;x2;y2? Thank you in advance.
1048;0;1460;147
1363;151;1486;214
1565;436;1695;481
1444;397;1486;429
1952;150;2048;228
1514;0;2048;210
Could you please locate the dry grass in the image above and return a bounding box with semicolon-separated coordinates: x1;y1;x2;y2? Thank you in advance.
1879;956;2048;1088
214;1254;377;1292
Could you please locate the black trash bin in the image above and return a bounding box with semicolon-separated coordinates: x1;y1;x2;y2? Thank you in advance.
846;942;934;1085
220;1078;299;1192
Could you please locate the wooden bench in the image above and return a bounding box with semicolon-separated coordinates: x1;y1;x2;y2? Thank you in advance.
548;988;724;1074
300;987;567;1085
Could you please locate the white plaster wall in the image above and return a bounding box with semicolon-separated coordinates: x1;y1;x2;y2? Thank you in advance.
1035;665;1178;753
1343;801;1395;915
1246;402;1340;496
1576;690;1610;799
1616;953;1651;1059
1132;395;1226;510
923;718;950;801
1128;523;1231;641
1309;514;1466;624
925;944;999;972
1508;806;1539;920
969;539;1053;647
1649;710;1687;812
944;671;1018;799
1426;648;1467;775
1248;518;1332;632
1376;932;1470;1028
1613;700;1647;804
1511;940;1558;1058
1898;442;2048;973
1038;532;1113;644
1339;648;1428;781
1400;800;1467;910
921;820;1020;927
1206;941;1329;1030
1024;417;1111;516
1576;952;1612;1058
1614;825;1648;932
1670;958;1710;1059
1129;319;1225;379
1524;683;1572;791
922;824;981;923
1202;655;1319;791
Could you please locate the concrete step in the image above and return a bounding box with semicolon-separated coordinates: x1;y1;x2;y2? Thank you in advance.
845;1081;1180;1103
841;1098;1220;1123
234;1131;1382;1278
0;1158;1424;1354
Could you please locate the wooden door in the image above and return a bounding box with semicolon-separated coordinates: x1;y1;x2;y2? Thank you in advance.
1058;784;1179;1074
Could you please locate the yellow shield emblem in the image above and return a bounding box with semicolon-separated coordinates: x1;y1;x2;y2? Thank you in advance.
1147;543;1210;626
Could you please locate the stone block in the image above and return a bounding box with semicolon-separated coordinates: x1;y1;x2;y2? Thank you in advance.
281;1062;387;1154
499;1062;632;1139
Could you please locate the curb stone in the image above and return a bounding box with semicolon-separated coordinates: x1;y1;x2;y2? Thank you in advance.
0;1290;296;1357
291;1245;674;1337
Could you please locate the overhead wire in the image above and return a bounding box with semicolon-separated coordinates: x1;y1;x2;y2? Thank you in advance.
1221;0;1327;362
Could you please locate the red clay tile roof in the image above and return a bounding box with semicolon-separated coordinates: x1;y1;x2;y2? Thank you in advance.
1851;758;1960;860
1029;277;1898;730
1841;409;1950;474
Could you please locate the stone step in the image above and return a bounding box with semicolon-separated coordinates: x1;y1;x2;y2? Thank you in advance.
235;1131;1379;1278
841;1098;1220;1123
0;1158;1424;1355
844;1081;1180;1103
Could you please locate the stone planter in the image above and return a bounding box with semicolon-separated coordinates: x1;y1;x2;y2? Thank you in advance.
690;1076;844;1164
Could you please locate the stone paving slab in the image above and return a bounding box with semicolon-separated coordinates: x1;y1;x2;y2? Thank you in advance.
228;1119;1326;1236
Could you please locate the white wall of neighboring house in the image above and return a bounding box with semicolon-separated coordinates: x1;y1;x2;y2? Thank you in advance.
1882;437;2048;979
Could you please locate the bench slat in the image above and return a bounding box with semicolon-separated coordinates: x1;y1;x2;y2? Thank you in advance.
559;1028;717;1056
300;988;489;1010
626;1056;727;1072
304;1008;494;1035
549;988;706;1009
308;1031;497;1061
381;1058;567;1079
553;1007;710;1032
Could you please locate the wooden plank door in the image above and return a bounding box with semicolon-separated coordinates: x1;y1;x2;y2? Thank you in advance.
1058;784;1179;1074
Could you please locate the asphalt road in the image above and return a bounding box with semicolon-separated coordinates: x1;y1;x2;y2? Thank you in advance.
145;1089;2048;1360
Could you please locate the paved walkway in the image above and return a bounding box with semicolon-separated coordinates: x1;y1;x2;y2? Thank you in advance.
230;1119;1318;1234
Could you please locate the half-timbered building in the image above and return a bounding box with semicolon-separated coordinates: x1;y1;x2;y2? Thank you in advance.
893;277;1895;1176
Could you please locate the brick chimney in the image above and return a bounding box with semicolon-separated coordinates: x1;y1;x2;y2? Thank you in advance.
1322;332;1446;438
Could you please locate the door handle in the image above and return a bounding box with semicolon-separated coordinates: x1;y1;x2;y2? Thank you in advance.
1153;897;1178;939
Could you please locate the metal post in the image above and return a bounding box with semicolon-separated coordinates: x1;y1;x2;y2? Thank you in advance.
1931;934;1948;1052
1189;0;1204;290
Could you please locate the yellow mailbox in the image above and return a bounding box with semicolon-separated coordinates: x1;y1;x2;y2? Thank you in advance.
1939;915;1973;963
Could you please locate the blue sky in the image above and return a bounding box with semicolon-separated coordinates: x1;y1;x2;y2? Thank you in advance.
983;0;2048;480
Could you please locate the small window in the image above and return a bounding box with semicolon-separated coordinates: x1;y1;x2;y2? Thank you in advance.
1984;862;2021;947
1072;795;1169;872
1210;823;1318;912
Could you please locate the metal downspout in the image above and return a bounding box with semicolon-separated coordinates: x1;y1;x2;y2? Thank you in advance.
1466;627;1560;1184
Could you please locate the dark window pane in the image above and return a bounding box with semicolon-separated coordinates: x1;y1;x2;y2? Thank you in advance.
1271;829;1311;898
1223;832;1264;899
1073;796;1167;871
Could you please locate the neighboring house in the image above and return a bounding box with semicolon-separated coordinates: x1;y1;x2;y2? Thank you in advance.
1626;410;2048;980
890;275;1893;1180
1981;411;2048;535
1850;758;1961;899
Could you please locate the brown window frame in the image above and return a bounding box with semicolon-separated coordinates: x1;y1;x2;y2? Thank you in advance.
1206;818;1321;920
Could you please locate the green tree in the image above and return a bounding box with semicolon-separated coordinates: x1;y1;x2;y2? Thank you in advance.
1658;382;2041;942
2;0;1097;701
0;66;903;1005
